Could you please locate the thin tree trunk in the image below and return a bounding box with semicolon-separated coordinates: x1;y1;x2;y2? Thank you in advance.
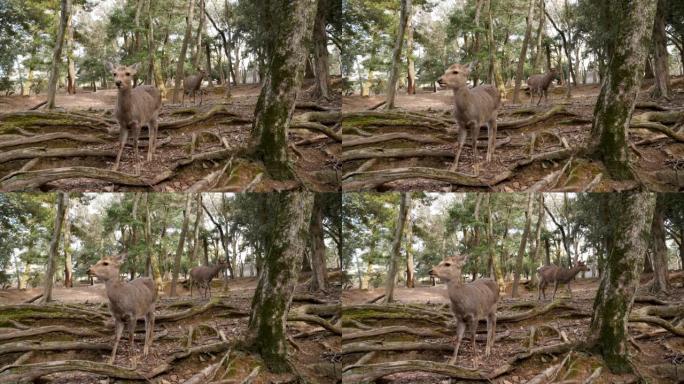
385;0;411;109
585;192;655;373
486;194;504;290
65;8;76;95
649;194;670;293
247;192;314;373
530;193;544;285
190;194;203;266
173;0;194;104
512;194;534;297
46;0;71;109
170;194;192;297
405;206;415;288
472;0;484;86
589;0;657;180
144;194;163;294
512;0;535;104
532;0;545;73
41;192;67;303
406;9;416;95
309;193;328;292
193;0;206;69
205;42;213;88
650;0;671;100
313;0;331;100
385;193;410;303
487;0;505;98
62;197;72;288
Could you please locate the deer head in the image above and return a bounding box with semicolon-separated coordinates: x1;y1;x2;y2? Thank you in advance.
88;252;126;282
429;254;468;282
105;62;141;90
437;62;477;89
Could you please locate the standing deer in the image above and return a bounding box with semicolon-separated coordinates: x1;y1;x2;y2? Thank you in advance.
88;252;156;364
537;261;589;301
437;62;501;175
189;259;228;298
183;68;206;105
106;62;162;174
429;254;499;364
526;68;559;105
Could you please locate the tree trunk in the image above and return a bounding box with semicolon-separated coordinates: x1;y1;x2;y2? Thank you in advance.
205;42;213;88
584;192;655;373
190;194;203;266
486;194;504;290
532;0;545;73
487;0;505;98
650;0;671;100
385;0;411;109
247;192;314;373
65;8;76;95
512;194;534;297
170;194;192;297
405;207;415;288
385;193;410;303
530;193;544;284
193;0;206;70
173;0;194;104
472;0;484;86
313;0;330;100
62;197;72;288
406;10;416;95
649;194;670;293
144;194;163;294
512;0;535;104
589;0;657;180
309;193;328;292
46;0;71;109
249;0;316;180
42;192;67;303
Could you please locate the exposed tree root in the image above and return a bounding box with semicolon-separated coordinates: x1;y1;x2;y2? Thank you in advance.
156;299;248;322
0;166;156;191
524;351;572;384
0;132;107;149
0;359;172;383
295;101;335;111
0;304;109;326
158;105;250;130
343;167;513;191
0;147;116;165
629;315;684;336
630;121;684;142
342;325;448;341
498;106;575;129
342;304;451;325
0;325;104;341
343;341;453;354
343;132;449;147
290;121;342;142
498;300;587;322
0;111;112;134
288;304;341;335
0;341;111;357
343;359;510;382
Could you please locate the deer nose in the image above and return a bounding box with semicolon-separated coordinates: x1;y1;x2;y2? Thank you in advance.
115;80;122;87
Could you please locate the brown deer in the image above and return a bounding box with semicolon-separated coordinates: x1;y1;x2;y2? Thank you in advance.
183;68;206;105
429;254;499;364
88;252;157;364
189;259;228;298
437;62;500;175
526;68;559;105
105;62;162;174
537;261;589;301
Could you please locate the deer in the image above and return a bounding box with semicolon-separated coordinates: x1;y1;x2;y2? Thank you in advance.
526;68;559;106
105;62;162;174
189;259;228;299
183;68;206;106
88;252;157;364
429;254;499;364
537;260;589;301
437;62;501;175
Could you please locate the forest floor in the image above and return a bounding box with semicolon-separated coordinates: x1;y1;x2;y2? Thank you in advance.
0;274;341;383
0;79;341;192
342;78;684;192
341;272;684;383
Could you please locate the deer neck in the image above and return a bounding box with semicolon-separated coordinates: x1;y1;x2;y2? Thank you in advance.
104;278;124;299
116;87;133;118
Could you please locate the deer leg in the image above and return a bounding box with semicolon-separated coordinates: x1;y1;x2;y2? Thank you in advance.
537;281;542;301
143;310;154;357
567;282;572;298
450;125;468;172
131;121;141;175
470;316;478;356
127;318;136;352
147;117;157;162
469;121;481;175
485;312;496;356
109;320;124;364
552;280;559;300
449;319;466;365
486;117;497;163
113;125;128;171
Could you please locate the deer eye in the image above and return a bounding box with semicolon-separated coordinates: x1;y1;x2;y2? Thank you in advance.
125;72;130;76
102;262;109;266
452;71;458;74
444;263;451;267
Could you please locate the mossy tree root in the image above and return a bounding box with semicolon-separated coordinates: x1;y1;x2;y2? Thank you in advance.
0;341;112;357
342;167;513;191
156;299;248;322
342;326;448;341
288;304;342;335
342;341;454;355
0;147;116;165
498;105;575;129
0;325;104;342
0;111;112;134
0;359;172;383
0;132;107;149
0;167;155;191
498;300;587;322
343;359;510;382
158;105;251;130
0;304;108;326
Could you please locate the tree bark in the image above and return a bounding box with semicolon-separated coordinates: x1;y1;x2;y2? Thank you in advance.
584;192;655;373
193;0;206;70
190;194;203;266
649;194;670;293
512;0;535;104
487;0;505;98
313;0;331;100
173;0;194;103
41;193;67;303
530;193;544;284
486;194;504;290
406;10;416;95
385;0;411;109
62;197;72;288
46;0;71;109
65;8;76;95
144;194;163;294
405;205;415;288
512;194;534;297
170;194;192;297
385;193;410;303
532;0;545;73
249;0;316;180
650;0;671;100
309;193;328;292
247;192;314;373
589;0;657;180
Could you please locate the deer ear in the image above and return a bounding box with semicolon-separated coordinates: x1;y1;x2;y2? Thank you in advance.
467;61;478;72
105;62;115;72
130;62;141;72
114;252;127;265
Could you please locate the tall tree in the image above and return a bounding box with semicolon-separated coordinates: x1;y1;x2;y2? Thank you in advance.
248;0;317;180
144;194;163;294
246;192;314;373
512;0;535;104
584;192;655;373
65;6;76;95
530;193;545;284
649;194;670;293
406;9;416;95
532;0;546;73
405;206;415;288
385;193;410;303
650;0;671;99
170;194;192;297
385;0;411;109
309;193;328;292
190;194;203;265
313;0;331;100
42;193;67;303
62;197;72;288
46;0;71;109
588;0;657;179
173;0;195;103
512;193;534;297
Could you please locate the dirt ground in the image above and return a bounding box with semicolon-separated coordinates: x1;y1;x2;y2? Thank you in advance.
0;276;341;384
0;81;341;192
342;79;684;192
342;272;684;384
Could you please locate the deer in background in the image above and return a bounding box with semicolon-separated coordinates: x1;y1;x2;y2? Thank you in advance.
438;62;501;175
537;260;589;301
526;68;559;105
189;259;228;298
429;254;499;364
88;252;157;364
183;68;206;105
106;62;162;174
